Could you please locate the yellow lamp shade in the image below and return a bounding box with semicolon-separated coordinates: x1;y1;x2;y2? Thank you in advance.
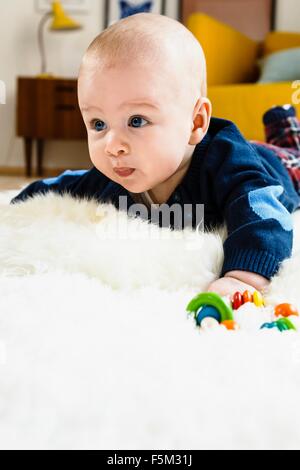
50;1;81;30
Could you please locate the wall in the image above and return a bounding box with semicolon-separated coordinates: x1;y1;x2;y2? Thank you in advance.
276;0;300;31
0;0;107;173
0;0;298;174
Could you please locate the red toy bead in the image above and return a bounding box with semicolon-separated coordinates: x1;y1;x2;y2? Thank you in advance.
274;303;299;318
232;291;243;310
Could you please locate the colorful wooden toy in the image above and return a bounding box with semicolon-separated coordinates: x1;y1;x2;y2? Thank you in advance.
186;291;299;332
186;292;234;325
276;318;297;331
261;318;296;331
231;289;263;310
242;290;253;303
232;291;243;310
195;305;221;326
274;303;299;318
260;321;277;330
221;320;239;330
253;290;264;307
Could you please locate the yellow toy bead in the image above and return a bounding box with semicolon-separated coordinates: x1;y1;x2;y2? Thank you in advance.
253;290;264;307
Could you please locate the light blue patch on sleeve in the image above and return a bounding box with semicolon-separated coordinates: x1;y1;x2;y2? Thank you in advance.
248;185;293;231
42;169;88;186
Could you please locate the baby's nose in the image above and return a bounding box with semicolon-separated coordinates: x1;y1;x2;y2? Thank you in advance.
105;144;129;158
105;132;129;157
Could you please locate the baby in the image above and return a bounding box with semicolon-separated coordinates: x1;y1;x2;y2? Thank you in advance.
11;13;300;298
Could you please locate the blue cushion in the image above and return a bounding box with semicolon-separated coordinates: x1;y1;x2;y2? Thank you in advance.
258;47;300;83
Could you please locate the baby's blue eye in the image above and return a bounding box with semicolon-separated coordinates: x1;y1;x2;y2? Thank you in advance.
94;120;105;132
130;116;148;128
91;116;148;132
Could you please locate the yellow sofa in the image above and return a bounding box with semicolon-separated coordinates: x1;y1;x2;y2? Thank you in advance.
187;13;300;141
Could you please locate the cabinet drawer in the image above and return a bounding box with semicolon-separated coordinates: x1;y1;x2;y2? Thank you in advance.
17;77;87;139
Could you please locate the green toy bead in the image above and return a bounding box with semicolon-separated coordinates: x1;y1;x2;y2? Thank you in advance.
260;318;296;331
276;318;296;331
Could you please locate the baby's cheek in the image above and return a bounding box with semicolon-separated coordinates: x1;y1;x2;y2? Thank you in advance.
88;141;105;167
89;151;101;169
87;139;96;159
147;158;173;182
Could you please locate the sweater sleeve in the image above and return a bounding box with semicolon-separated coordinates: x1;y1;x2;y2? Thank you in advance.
9;168;109;205
208;124;294;280
10;170;90;205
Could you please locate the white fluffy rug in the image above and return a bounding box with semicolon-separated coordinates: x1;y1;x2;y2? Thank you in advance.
0;189;300;450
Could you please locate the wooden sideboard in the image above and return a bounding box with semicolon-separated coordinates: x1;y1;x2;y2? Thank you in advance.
16;77;87;177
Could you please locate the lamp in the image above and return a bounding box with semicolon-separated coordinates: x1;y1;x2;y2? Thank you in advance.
37;1;82;77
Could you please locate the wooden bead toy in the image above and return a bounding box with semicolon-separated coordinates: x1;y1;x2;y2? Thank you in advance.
274;303;299;318
243;290;253;303
221;320;239;330
195;305;221;326
231;290;265;310
187;292;234;330
232;291;243;310
253;290;264;307
186;291;299;333
261;318;296;332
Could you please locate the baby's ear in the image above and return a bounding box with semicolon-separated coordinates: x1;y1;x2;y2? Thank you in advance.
189;97;212;145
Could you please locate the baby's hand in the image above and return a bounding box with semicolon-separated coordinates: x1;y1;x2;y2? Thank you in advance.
206;270;270;299
206;276;257;298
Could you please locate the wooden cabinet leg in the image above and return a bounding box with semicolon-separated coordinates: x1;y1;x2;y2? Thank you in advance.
24;138;33;177
36;139;44;177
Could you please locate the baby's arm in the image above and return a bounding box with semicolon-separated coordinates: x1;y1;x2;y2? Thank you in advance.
204;123;298;299
10;170;87;204
10;168;108;205
225;270;270;291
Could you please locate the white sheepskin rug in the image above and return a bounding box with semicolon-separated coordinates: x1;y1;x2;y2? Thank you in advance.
0;189;300;450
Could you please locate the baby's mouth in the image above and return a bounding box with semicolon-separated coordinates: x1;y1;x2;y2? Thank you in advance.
113;168;136;177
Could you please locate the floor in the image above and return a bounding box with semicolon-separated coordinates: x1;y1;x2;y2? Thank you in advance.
0;176;37;191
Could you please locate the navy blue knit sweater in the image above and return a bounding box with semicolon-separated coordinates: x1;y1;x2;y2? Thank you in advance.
11;117;300;280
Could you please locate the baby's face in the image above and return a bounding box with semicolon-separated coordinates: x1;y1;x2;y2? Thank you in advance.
78;61;195;193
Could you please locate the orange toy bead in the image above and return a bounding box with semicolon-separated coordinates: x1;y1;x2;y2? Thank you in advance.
221;320;239;330
243;290;253;303
274;303;299;318
232;291;243;310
